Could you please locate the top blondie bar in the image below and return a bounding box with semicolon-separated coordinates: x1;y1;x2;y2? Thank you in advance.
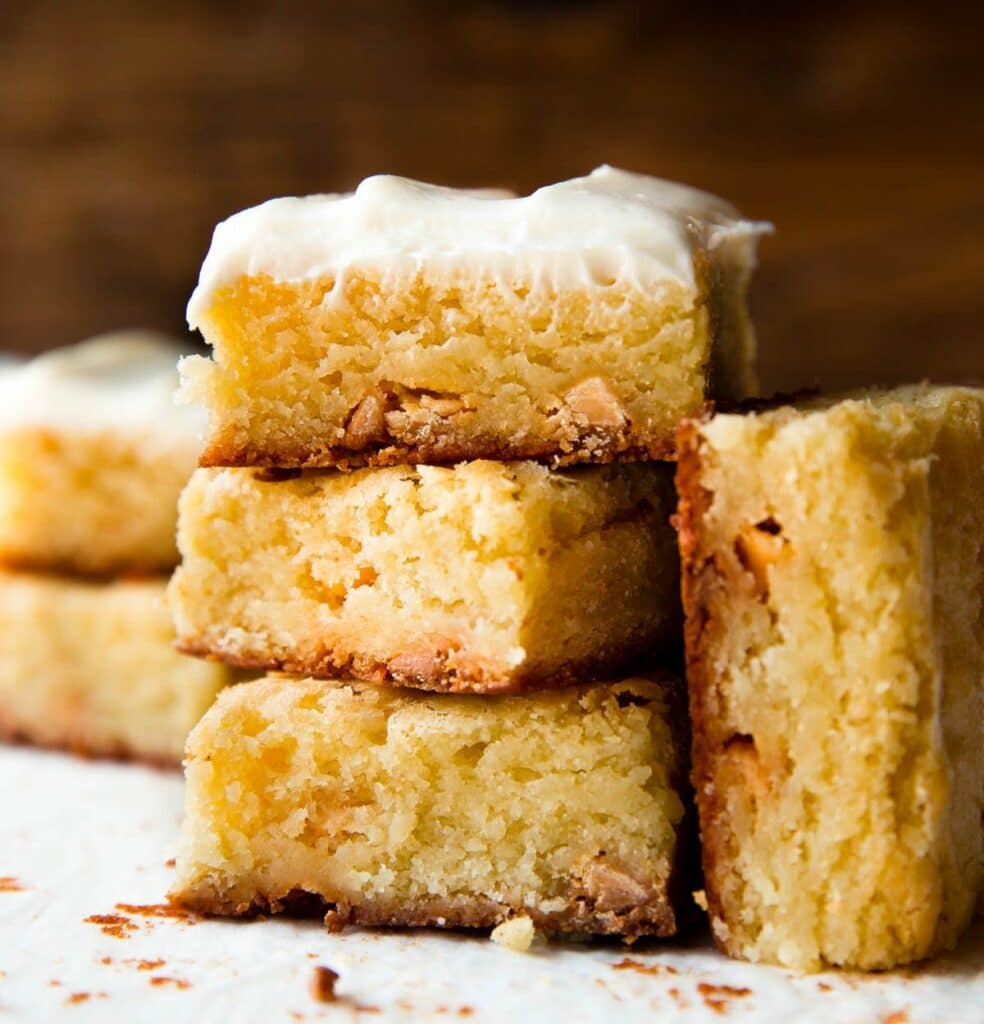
182;167;768;468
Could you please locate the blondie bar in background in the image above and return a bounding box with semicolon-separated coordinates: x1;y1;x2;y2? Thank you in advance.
0;333;239;766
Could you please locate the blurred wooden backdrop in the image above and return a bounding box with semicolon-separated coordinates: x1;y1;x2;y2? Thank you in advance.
1;0;981;393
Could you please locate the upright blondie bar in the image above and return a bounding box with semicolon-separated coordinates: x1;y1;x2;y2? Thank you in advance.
171;673;692;938
181;167;767;468
676;386;984;970
170;460;680;692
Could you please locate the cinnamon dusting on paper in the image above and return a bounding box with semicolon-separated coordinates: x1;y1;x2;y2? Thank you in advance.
612;957;679;976
697;981;753;1014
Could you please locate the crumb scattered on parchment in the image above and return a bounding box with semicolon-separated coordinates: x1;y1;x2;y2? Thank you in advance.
116;902;194;922
490;915;536;952
311;966;339;1003
0;877;25;892
882;1012;909;1024
612;957;679;976
667;987;688;1009
138;959;166;972
164;858;176;869
49;980;62;987
66;992;107;1005
309;966;379;1013
697;981;752;1015
84;914;138;939
693;889;709;912
84;903;197;939
817;981;832;992
149;976;190;990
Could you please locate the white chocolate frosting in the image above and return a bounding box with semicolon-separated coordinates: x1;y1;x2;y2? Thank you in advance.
0;331;204;447
187;166;770;327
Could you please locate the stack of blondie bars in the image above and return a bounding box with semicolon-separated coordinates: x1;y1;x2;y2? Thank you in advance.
166;168;764;940
0;332;237;765
167;167;983;972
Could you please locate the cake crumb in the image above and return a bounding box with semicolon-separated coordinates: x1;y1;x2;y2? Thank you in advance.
164;858;176;868
149;976;190;990
693;889;709;912
612;957;678;976
882;1013;909;1024
310;965;340;1003
0;876;25;892
490;915;536;952
697;981;752;1014
84;913;137;939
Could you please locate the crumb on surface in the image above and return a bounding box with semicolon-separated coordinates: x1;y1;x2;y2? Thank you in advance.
612;957;678;976
0;876;25;892
83;913;137;939
693;889;708;912
310;965;339;1003
117;902;193;921
164;858;176;868
696;981;752;1015
149;976;190;990
490;915;536;952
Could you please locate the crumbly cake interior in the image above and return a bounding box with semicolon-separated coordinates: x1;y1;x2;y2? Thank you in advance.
169;460;681;691
181;266;748;467
0;427;194;575
679;387;984;970
0;572;234;764
172;674;687;936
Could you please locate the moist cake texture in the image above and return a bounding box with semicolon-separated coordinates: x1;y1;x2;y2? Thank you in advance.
169;460;681;692
181;166;768;468
676;385;984;970
0;571;236;766
0;332;203;576
171;673;690;938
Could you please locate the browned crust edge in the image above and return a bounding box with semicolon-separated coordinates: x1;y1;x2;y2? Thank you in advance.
172;881;678;941
672;414;734;956
0;714;181;772
175;624;682;695
199;432;678;471
0;552;177;582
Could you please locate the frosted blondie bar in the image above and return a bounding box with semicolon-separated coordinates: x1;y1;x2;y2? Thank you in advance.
182;167;767;468
0;332;202;576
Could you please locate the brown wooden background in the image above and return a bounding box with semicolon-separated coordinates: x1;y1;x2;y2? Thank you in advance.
1;0;981;394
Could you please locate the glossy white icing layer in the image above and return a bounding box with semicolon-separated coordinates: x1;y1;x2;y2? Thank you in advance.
187;166;770;326
0;331;204;445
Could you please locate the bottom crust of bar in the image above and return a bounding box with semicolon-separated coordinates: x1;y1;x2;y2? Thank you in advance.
0;716;180;770
174;882;679;941
199;433;676;473
175;634;678;695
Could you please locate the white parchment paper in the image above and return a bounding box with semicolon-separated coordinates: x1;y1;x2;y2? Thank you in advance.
1;746;981;1022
